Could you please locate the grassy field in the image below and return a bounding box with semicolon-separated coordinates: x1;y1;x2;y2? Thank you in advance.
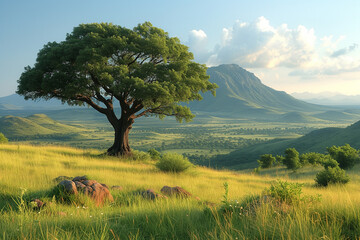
3;112;351;164
0;143;360;239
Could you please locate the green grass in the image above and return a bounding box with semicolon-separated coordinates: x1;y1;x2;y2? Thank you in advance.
1;143;360;239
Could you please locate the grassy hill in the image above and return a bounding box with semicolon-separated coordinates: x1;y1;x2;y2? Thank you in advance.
213;120;360;169
0;144;360;239
313;110;359;121
277;112;324;123
0;114;85;139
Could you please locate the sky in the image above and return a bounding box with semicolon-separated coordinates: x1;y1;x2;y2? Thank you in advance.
1;0;360;97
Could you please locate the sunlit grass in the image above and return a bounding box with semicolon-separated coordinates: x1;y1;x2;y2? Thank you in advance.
0;143;359;239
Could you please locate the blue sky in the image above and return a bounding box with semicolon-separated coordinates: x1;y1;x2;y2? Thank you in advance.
1;0;359;97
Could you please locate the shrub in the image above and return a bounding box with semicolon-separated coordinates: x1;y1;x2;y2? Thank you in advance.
321;157;339;169
0;132;8;144
131;150;151;161
315;166;350;186
264;180;303;204
327;144;360;169
283;148;301;170
156;153;193;173
147;148;161;160
257;154;276;168
300;152;329;165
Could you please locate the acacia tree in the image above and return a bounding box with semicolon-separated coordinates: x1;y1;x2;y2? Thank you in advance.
17;22;217;156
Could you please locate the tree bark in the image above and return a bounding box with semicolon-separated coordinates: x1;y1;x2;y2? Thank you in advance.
107;115;134;157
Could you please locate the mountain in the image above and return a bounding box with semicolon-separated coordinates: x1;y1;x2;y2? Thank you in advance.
190;64;328;118
212;120;360;170
0;114;84;139
291;92;360;106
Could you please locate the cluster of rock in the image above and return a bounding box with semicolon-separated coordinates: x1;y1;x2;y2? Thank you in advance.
57;175;114;206
30;176;200;210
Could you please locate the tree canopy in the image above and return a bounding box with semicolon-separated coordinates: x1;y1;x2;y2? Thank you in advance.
17;22;217;156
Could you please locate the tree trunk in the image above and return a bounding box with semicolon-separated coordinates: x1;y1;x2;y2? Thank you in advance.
107;116;134;157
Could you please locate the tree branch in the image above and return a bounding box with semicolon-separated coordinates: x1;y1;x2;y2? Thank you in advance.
73;94;108;114
127;53;142;66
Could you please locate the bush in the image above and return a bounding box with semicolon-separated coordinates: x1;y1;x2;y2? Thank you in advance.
147;148;161;160
257;154;276;168
264;180;303;204
300;152;329;165
156;153;193;173
131;150;151;161
315;166;350;186
0;132;8;143
283;148;301;170
327;144;360;169
321;157;339;169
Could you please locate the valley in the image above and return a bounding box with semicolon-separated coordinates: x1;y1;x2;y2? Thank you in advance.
1;64;360;170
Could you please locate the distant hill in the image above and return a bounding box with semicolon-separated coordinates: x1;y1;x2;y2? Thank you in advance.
0;114;84;139
212;120;360;169
291;92;360;106
277;112;324;123
313;110;358;121
189;64;328;118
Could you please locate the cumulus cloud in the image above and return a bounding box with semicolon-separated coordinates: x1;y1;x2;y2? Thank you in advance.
187;29;211;63
331;43;358;58
187;17;360;77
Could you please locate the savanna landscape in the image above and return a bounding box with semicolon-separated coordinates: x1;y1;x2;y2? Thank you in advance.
1;1;360;239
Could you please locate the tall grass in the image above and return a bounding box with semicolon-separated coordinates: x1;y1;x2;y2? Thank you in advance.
0;143;359;239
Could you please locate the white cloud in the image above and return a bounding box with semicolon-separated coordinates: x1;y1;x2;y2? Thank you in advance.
187;29;210;63
331;43;358;57
188;17;360;78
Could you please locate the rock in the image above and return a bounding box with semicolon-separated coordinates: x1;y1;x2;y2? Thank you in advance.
90;182;114;206
30;199;46;210
72;176;88;182
83;186;94;195
161;186;192;198
111;185;123;191
59;180;78;194
74;181;86;190
56;176;113;206
141;189;167;200
83;180;97;186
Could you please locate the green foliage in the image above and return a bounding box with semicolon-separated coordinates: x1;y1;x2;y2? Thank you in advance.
155;153;193;173
257;154;276;168
130;150;151;161
222;182;229;204
147;148;161;160
283;148;301;170
0;132;8;143
300;152;329;165
321;157;339;169
264;180;304;204
275;155;285;165
327;144;360;170
315;166;350;186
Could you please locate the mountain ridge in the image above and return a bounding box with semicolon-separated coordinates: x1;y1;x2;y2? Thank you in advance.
189;64;329;117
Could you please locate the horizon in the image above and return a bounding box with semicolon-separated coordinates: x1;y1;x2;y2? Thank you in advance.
1;0;359;97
